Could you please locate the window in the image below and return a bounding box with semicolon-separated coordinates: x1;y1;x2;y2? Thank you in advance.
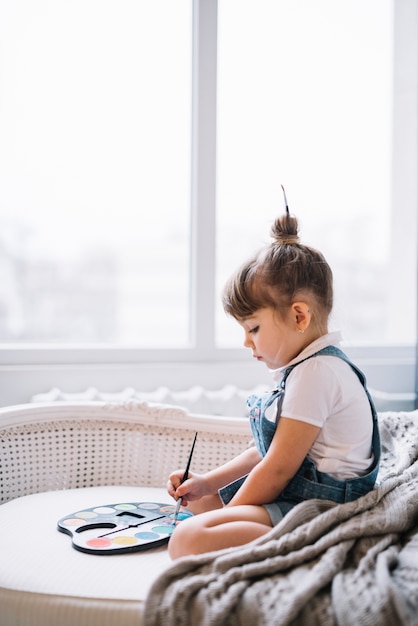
0;0;191;347
0;0;416;407
216;0;401;347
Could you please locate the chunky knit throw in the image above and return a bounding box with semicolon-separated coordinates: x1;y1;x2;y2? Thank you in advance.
144;411;418;626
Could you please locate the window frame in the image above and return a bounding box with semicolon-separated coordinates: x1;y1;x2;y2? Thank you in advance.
0;0;416;408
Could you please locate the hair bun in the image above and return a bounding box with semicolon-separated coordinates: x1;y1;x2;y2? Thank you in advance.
270;213;300;245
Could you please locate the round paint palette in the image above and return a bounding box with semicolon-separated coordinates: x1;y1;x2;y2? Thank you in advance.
57;501;193;554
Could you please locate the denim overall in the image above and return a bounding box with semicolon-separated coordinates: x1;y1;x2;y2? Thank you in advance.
219;345;381;519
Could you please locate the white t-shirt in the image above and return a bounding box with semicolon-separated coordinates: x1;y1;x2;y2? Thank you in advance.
268;331;374;479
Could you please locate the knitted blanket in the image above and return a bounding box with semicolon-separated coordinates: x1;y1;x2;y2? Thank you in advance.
144;411;418;626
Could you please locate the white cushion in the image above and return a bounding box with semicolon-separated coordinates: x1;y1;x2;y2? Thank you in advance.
0;486;174;626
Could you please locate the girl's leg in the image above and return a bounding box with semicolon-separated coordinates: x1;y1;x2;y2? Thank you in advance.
168;505;272;559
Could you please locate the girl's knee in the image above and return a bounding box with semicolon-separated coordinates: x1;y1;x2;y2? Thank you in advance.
168;517;204;559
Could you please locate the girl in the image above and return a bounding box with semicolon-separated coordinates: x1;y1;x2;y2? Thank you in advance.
167;198;380;559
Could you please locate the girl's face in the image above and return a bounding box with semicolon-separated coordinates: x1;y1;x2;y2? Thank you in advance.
238;306;308;369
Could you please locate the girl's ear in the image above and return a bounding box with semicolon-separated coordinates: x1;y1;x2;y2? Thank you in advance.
292;302;312;333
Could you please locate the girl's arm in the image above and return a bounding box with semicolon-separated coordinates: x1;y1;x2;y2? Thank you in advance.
204;445;262;492
227;417;320;507
168;445;261;505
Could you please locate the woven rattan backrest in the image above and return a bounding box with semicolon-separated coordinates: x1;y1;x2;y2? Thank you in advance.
0;401;251;503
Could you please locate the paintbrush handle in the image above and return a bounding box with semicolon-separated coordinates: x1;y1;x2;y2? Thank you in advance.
181;432;198;484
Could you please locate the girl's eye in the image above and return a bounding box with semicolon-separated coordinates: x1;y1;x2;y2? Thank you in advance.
249;326;259;334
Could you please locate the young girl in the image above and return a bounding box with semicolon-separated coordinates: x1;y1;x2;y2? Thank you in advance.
167;199;380;560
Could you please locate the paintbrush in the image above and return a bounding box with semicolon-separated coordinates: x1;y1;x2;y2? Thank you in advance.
172;431;198;526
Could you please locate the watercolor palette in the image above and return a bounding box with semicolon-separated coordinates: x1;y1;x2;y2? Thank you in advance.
57;501;193;554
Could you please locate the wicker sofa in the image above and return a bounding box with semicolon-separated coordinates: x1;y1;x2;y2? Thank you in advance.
0;400;251;626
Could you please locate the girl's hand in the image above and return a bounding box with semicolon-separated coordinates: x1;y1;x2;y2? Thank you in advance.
167;470;209;507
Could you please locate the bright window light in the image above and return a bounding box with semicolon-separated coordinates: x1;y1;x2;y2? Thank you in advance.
0;1;191;346
216;0;397;346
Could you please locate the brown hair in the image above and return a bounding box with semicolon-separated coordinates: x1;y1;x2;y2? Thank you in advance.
222;211;333;323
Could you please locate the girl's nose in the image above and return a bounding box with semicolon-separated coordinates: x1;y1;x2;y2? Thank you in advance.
243;333;253;349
